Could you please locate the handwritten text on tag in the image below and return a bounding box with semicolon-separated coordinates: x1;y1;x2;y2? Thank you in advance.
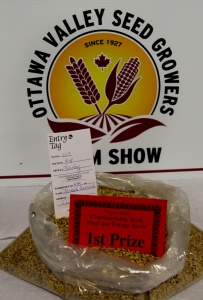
47;129;97;218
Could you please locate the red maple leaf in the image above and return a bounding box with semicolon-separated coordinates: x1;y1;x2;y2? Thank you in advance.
94;54;110;71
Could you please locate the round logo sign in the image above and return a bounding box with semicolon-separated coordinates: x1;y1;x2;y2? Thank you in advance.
47;30;162;143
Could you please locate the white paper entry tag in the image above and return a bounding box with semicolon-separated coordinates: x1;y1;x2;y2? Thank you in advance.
47;129;97;218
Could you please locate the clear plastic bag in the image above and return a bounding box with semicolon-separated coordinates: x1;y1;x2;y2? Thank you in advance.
29;173;190;294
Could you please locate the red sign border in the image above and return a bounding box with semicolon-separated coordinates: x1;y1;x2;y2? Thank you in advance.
68;194;167;257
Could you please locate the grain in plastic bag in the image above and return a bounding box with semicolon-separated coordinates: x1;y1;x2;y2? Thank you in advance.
28;173;190;294
1;224;203;299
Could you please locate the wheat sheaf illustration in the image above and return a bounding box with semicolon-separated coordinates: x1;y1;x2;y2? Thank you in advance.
48;56;164;143
66;57;102;114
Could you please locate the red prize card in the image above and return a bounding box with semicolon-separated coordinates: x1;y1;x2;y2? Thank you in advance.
68;194;167;257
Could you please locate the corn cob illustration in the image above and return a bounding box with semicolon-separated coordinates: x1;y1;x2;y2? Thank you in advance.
114;58;140;100
66;57;101;114
104;57;141;114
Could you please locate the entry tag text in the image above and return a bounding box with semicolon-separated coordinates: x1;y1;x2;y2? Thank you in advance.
47;129;97;218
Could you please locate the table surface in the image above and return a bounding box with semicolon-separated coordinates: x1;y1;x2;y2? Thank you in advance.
0;179;203;300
